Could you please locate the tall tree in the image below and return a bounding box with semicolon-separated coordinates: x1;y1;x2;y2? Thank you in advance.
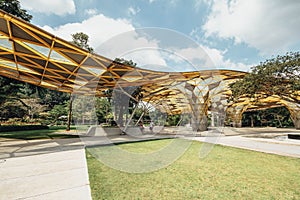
230;52;300;102
111;58;141;127
67;32;94;130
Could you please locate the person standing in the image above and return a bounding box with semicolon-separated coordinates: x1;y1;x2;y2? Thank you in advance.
149;121;154;133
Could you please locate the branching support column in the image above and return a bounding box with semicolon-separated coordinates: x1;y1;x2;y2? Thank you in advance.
227;105;248;128
287;103;300;129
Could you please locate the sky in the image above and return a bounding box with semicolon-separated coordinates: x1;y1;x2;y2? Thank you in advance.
19;0;300;72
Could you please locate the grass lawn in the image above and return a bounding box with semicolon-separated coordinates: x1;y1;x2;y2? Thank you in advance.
0;126;78;140
86;139;300;200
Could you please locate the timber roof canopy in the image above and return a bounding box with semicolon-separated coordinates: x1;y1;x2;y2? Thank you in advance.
2;9;294;115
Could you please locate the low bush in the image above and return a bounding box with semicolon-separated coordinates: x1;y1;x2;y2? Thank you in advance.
0;125;49;132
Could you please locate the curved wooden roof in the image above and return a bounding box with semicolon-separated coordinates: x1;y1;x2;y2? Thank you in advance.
2;9;296;115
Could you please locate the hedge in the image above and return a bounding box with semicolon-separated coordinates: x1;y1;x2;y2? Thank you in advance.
0;125;49;132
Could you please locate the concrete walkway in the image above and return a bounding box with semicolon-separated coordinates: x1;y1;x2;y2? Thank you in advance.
0;138;92;200
187;128;300;158
0;134;172;200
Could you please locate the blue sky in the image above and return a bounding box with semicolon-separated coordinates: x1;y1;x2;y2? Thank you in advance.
20;0;300;72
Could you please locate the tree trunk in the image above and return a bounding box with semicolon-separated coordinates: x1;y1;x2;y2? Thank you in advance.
276;115;282;128
66;94;73;131
211;112;215;127
105;104;108;123
233;119;242;128
191;115;208;132
118;105;124;127
250;116;254;128
295;119;300;130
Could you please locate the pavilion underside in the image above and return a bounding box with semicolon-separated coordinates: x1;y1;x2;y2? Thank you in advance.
0;10;299;130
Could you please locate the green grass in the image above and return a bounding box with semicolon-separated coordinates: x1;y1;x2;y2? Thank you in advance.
86;139;300;200
0;126;78;140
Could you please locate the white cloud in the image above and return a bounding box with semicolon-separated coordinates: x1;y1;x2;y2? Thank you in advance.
127;6;141;16
202;0;300;55
97;31;167;68
43;14;134;47
42;12;250;72
202;46;252;72
84;9;98;16
42;14;166;68
172;45;252;72
20;0;76;16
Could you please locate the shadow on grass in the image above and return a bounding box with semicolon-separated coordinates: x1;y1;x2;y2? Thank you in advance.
86;137;174;148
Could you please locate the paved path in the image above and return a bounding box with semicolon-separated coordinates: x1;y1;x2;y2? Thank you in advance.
0;138;92;200
0;134;172;200
189;135;300;158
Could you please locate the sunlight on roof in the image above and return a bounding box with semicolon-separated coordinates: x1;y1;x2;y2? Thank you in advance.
82;66;106;76
18;64;40;75
0;59;16;68
23;42;50;57
41;81;58;88
50;49;73;64
0;38;13;51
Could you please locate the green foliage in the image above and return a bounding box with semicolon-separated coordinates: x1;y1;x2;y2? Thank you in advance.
166;114;181;126
114;58;137;67
71;32;94;52
0;76;23;106
242;107;294;127
95;97;111;123
0;100;27;120
72;95;97;124
0;0;32;22
0;125;48;132
40;90;69;109
48;104;67;125
230;52;300;102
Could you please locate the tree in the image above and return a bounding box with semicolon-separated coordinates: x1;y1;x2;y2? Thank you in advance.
49;104;67;125
95;97;111;124
109;58;141;127
242;107;293;128
67;32;94;130
0;77;23;107
0;100;27;120
0;0;32;22
230;52;300;129
230;52;300;102
22;98;46;120
71;32;94;52
114;58;137;67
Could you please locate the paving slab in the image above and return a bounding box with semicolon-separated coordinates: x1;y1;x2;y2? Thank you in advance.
189;135;300;158
0;148;92;200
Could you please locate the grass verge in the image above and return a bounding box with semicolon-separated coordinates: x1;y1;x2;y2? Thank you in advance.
0;126;78;140
86;139;300;200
